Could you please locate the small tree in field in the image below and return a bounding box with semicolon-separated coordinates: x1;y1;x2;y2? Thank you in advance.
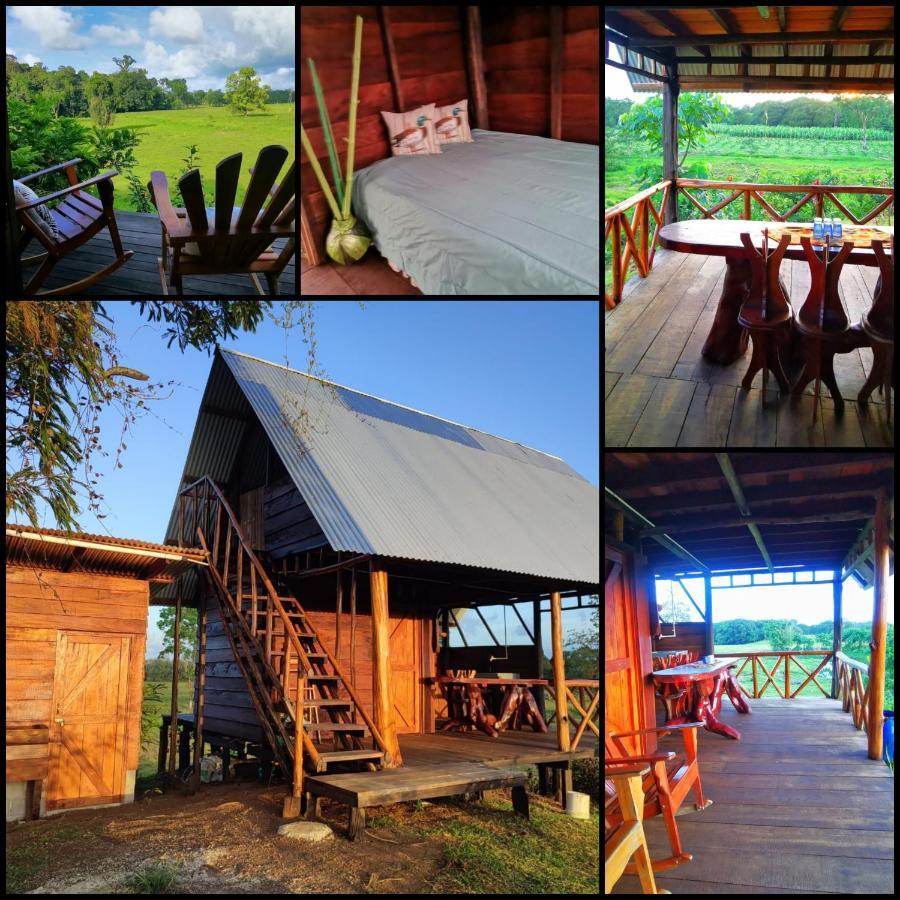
618;92;731;179
225;67;269;116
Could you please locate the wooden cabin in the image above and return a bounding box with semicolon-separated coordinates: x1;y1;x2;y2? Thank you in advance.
152;348;599;825
5;526;205;820
604;452;894;894
300;4;600;296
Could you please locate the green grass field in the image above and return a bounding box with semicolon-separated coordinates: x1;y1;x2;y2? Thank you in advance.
138;680;195;782
76;106;295;212
605;128;895;292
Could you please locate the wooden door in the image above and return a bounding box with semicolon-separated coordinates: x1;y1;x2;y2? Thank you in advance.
605;544;655;757
239;487;265;550
388;615;421;734
46;632;131;812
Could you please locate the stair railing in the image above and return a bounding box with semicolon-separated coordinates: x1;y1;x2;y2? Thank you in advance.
178;475;392;766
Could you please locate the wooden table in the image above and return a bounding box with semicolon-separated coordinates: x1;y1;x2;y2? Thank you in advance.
429;676;549;737
652;659;751;740
652;649;693;670
659;220;893;365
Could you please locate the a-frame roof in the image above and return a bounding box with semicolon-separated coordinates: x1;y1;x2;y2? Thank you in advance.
163;348;599;585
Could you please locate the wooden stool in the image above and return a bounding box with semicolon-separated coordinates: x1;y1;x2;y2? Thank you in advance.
792;237;853;420
737;231;794;394
857;238;894;422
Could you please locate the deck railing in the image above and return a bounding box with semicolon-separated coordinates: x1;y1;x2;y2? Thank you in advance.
604;179;895;309
835;650;871;733
716;650;833;699
546;678;600;751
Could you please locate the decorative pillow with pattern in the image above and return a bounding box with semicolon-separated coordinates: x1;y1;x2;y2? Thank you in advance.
13;179;62;241
381;103;441;156
433;99;473;144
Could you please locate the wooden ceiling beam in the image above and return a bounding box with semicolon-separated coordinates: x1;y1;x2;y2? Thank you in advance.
640;9;688;37
715;453;772;571
671;78;893;91
831;7;852;31
777;7;787;31
604;15;676;68
708;9;740;35
630;29;893;47
640;510;875;536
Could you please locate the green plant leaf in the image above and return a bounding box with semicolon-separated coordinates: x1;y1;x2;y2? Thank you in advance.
308;58;345;210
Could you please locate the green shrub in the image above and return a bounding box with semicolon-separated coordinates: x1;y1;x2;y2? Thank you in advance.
127;863;179;894
572;758;600;802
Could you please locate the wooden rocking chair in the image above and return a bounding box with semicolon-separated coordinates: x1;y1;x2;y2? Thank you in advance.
605;765;670;894
15;159;134;295
606;723;710;872
148;145;296;296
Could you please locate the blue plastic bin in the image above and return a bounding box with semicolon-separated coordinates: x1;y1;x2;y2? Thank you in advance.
883;710;894;765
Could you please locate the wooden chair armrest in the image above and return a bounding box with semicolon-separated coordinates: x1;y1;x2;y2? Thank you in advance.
148;171;188;238
18;158;83;184
611;723;704;739
605;752;676;765
15;171;120;210
605;764;649;779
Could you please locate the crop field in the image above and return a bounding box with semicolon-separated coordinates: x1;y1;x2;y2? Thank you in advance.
605;128;894;292
75;105;296;212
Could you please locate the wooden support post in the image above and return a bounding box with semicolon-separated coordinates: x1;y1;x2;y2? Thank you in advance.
157;720;169;775
178;723;191;771
663;75;679;224
168;581;182;780
537;763;549;795
378;6;405;111
348;806;366;840
832;574;843;699
370;561;402;766
550;591;570;753
350;567;358;695
558;763;573;807
704;573;713;656
867;489;889;761
192;600;207;789
549;6;563;139
283;674;305;818
335;570;343;661
614;509;624;541
533;596;545;719
463;6;489;129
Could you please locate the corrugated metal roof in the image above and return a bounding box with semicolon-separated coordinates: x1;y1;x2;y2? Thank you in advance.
161;348;599;585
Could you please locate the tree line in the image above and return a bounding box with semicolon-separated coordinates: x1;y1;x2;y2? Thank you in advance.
715;617;893;655
6;53;293;120
606;95;894;132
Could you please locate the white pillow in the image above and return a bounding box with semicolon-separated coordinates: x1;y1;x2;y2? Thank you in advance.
13;179;62;241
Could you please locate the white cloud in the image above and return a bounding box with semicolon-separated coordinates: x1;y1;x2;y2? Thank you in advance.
142;40;203;79
275;67;294;77
149;6;204;43
91;24;142;46
231;6;295;56
22;53;42;66
9;6;90;50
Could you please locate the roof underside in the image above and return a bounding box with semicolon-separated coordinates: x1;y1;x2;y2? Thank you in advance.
162;348;600;585
606;6;894;92
605;453;894;587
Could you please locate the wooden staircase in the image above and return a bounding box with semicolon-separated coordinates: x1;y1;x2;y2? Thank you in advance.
178;477;391;786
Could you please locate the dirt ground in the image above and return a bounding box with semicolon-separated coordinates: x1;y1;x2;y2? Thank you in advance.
7;779;449;894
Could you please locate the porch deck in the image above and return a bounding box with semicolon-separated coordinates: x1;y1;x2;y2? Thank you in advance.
29;211;296;296
605;249;893;448
611;697;894;895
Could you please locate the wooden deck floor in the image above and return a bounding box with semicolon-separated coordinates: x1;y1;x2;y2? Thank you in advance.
300;247;422;296
31;211;296;296
610;698;894;895
605;249;893;448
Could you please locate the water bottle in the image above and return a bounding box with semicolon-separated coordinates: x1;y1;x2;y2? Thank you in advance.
833;218;843;240
823;217;833;241
813;217;824;242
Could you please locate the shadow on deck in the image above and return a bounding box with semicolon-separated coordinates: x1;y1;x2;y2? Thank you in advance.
605;249;893;448
28;211;296;296
611;697;894;895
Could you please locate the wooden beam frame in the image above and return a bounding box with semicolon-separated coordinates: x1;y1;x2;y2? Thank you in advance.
463;6;489;130
867;490;889;760
777;6;787;31
703;573;713;657
708;9;740;36
662;76;679;224
664;76;894;90
549;6;563;140
605;56;668;82
550;591;570;753
192;599;206;788
831;575;842;700
168;579;182;780
378;6;404;112
831;6;852;31
715;453;773;571
640;510;874;535
633;29;894;48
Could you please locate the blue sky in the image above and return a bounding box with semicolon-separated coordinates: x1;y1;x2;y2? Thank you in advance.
656;575;894;628
13;300;599;656
6;5;295;90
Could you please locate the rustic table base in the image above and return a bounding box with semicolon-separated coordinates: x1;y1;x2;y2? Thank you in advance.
702;258;752;364
656;667;750;740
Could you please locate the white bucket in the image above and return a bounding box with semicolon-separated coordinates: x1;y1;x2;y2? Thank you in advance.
565;790;590;819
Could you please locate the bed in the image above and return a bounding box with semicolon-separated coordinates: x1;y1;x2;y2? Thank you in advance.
351;129;600;296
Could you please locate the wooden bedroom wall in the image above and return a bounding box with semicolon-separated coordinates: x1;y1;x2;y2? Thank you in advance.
481;5;600;144
300;5;469;264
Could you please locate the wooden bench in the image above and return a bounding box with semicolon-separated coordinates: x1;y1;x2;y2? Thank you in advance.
7;724;50;820
303;762;530;839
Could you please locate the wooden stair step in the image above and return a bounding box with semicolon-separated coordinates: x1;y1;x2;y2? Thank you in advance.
304;722;368;734
307;674;339;681
316;750;384;764
305;699;353;708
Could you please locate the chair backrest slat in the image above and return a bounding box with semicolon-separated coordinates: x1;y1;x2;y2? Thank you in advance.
178;169;208;232
255;163;296;228
235;145;288;230
215;153;242;232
